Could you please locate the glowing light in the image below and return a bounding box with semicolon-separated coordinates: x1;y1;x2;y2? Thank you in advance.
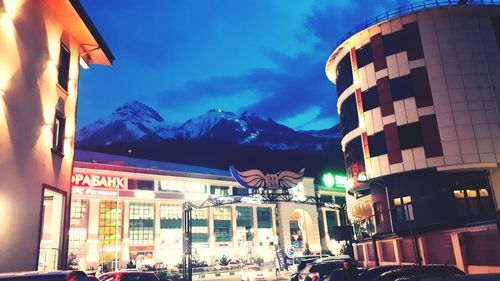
357;173;368;182
79;56;89;69
134;190;155;199
334;175;347;188
322;173;335;188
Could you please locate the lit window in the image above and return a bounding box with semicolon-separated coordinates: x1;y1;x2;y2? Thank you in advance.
466;189;478;198
57;43;71;91
214;206;232;242
158;180;183;192
479;189;489;197
454;190;465;199
52;112;65;154
69;228;87;247
129;203;154;245
393;198;401;206
70;199;87;219
99;201;122;246
192;208;208;243
393;196;413;222
160;203;182;229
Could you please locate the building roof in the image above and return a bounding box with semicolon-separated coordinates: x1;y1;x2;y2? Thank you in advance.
44;0;114;65
74;149;235;181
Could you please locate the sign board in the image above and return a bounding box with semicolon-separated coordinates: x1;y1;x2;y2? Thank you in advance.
71;186;118;197
274;245;288;270
230;165;305;190
71;173;127;189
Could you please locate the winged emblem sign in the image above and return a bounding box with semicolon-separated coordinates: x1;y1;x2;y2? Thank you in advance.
229;165;305;190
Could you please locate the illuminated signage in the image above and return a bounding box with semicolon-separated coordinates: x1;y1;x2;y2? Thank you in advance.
71;173;127;189
230;165;305;190
71;187;118;197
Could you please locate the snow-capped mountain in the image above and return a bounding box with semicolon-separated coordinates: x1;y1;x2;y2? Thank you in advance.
77;101;341;151
76;101;175;146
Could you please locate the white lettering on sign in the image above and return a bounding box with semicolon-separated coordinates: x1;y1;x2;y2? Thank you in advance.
71;173;127;189
71;187;118;197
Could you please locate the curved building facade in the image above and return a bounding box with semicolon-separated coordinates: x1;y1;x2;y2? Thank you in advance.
326;2;500;273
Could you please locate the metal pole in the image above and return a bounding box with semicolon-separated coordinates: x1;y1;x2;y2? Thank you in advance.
182;202;193;281
406;204;422;265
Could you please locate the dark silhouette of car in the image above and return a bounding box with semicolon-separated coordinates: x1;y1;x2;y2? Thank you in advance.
97;271;160;281
374;266;465;281
0;270;89;280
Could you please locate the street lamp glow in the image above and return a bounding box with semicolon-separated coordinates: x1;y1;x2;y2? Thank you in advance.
322;173;335;188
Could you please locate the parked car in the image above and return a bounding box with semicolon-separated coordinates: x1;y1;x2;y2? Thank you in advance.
298;258;364;281
289;257;322;281
356;266;406;281
239;265;269;281
98;271;160;281
288;254;330;274
374;266;464;281
0;270;89;280
421;274;500;281
229;260;242;269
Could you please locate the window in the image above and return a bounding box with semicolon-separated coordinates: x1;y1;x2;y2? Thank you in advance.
57;43;71;91
160;203;182;229
210;185;229;196
129;203;154;245
334;196;346;206
70;199;87;219
389;75;414;101
382;30;405;56
340;94;359;136
257;207;272;228
398;122;424;150
344;137;365;178
214;206;232;242
320;195;333;203
69;228;87;247
185;182;207;194
325;211;338;238
373;202;383;226
52;112;65;154
492;17;500;52
454;188;492;219
368;131;387;157
158;180;183;192
336;53;353;96
362;87;380;111
233;187;249;196
393;196;414;223
356;43;373;69
128;179;154;190
236;206;253;241
99;201;122;245
192;208;208;243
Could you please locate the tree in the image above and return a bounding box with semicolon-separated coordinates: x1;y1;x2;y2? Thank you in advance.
219;255;229;266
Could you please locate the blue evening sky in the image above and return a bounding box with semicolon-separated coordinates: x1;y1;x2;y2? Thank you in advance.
78;0;405;130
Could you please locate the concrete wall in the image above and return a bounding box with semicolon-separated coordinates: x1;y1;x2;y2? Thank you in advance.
0;0;81;272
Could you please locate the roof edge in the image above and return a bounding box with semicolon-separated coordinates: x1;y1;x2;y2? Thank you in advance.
68;0;115;64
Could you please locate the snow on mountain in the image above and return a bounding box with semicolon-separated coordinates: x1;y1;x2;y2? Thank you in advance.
76;102;341;151
77;101;175;146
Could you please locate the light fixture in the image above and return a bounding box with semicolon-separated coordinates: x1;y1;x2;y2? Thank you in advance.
357;173;368;182
79;56;89;69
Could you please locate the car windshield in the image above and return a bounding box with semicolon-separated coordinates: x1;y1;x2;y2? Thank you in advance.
247;266;262;271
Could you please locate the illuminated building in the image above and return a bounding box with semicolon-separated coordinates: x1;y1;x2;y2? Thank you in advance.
68;150;346;270
325;1;500;273
0;0;113;272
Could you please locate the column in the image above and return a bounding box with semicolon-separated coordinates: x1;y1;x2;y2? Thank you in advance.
320;208;330;251
153;202;162;261
86;199;100;266
231;205;238;252
121;200;130;265
451;232;468;274
208;207;215;264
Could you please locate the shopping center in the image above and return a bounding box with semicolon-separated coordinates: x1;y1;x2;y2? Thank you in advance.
66;150;346;270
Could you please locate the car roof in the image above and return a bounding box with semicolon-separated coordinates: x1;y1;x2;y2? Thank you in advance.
376;266;464;281
314;255;352;264
0;270;87;280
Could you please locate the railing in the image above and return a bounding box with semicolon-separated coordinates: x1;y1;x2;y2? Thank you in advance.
335;0;500;48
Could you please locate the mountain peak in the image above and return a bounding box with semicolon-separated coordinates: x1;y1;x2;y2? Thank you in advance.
115;101;164;122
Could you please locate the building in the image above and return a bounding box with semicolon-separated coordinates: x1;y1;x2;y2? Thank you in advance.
325;1;500;274
0;0;113;272
67;150;346;270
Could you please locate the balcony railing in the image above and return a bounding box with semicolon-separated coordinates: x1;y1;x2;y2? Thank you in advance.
335;0;500;48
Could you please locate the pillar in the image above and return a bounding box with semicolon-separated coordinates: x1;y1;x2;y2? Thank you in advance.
451;232;468;274
86;199;100;266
